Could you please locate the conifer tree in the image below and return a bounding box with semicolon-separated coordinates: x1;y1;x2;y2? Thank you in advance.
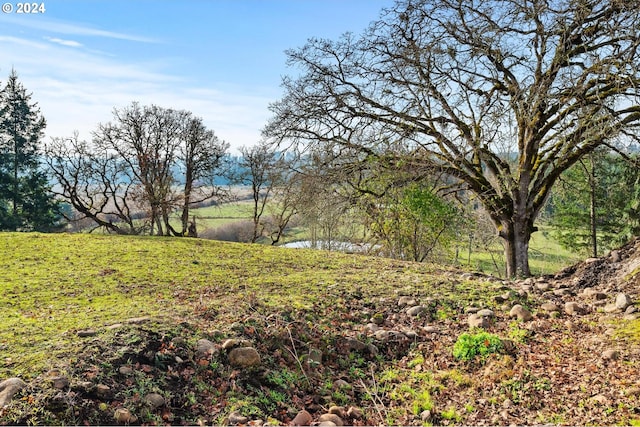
0;69;60;231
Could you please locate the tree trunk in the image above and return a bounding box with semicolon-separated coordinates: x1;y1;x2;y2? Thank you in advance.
498;218;532;278
588;158;598;258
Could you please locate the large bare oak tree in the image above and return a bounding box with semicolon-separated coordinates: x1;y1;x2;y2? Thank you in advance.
264;0;640;277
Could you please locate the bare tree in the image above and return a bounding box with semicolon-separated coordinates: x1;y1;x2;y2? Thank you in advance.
46;103;228;235
265;0;640;277
45;133;145;234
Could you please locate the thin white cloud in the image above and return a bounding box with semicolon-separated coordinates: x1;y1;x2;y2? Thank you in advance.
44;36;83;48
0;15;158;43
0;35;272;152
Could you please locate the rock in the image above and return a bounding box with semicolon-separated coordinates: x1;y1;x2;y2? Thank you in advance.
144;392;165;409
77;329;97;337
373;330;395;342
318;413;344;426
540;302;560;312
477;309;495;317
96;384;111;398
611;250;621;263
565;301;586;315
328;406;344;417
406;305;429;317
509;304;533;321
602;349;620;360
468;313;490;329
196;338;216;359
346;406;363;419
536;282;552;292
119;366;134;376
114;407;137;424
228;346;261;368
626;306;638;314
228;411;249;424
420;410;432;422
50;376;69;390
222;338;252;350
291;409;313;426
398;296;417;306
318;422;337;426
0;378;27;407
604;303;620;313
616;293;633;310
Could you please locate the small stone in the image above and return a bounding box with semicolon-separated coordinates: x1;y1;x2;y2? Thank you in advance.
119;366;134;376
604;303;620;313
468;313;490;329
114;407;137;424
373;329;391;341
610;250;621;263
602;349;620;360
420;409;432;422
96;384;111;398
502;398;514;408
50;376;69;390
398;296;417;306
328;406;344;417
318;413;344;426
346;406;363;419
0;378;27;407
291;409;313;426
228;346;261;368
540;302;560;312
77;329;97;337
536;282;552;292
477;308;495;317
196;338;216;359
222;338;252;350
509;304;533;321
144;392;165;409
228;411;249;424
406;305;429;317
624;313;640;320
626;306;638;314
565;301;586;315
616;293;633;310
318;422;337;426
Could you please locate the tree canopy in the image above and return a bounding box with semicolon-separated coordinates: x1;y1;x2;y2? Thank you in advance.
265;0;640;277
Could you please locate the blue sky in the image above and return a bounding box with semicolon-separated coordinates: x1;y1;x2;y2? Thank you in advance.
0;0;393;152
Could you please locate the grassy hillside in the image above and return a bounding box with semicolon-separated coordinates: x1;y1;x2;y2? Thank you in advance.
1;233;639;426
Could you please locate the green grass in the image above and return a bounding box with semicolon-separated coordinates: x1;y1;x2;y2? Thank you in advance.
0;232;493;380
462;226;580;277
170;200;254;230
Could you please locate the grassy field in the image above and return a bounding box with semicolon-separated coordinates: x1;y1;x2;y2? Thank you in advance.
1;232;639;426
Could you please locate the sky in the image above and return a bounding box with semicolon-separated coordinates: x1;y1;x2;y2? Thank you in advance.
0;0;393;153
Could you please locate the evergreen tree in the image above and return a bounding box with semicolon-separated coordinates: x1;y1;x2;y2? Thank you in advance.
0;69;60;231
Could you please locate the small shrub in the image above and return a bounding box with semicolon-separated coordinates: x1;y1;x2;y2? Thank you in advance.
453;331;503;361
